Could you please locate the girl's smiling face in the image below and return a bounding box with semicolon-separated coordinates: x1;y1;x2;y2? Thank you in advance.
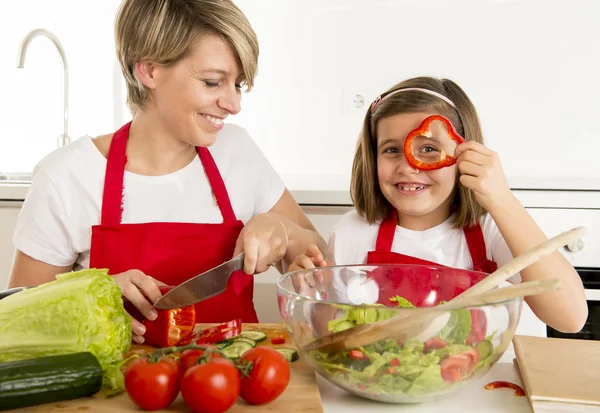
376;112;457;230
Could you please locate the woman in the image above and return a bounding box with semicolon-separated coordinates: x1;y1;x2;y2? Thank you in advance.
8;0;326;344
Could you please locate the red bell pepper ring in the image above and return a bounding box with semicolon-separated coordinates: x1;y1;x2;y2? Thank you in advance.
403;115;465;171
271;335;286;345
484;381;526;397
143;287;196;348
195;319;242;344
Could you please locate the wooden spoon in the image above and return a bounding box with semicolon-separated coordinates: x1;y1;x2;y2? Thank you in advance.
304;226;586;353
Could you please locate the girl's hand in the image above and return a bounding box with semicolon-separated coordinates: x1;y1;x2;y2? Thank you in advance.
454;141;513;211
233;213;288;275
288;244;330;272
113;270;168;344
289;244;332;295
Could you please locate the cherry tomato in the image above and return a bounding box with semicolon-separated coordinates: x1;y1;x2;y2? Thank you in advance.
239;347;290;405
462;347;481;369
179;346;223;372
348;350;365;360
125;356;180;411
181;358;240;413
423;336;448;352
440;354;471;382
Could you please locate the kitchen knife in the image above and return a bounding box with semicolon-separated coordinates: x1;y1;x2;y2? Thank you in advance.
153;252;245;310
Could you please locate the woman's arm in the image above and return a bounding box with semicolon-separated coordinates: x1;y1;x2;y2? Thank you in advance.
8;250;73;288
234;189;327;275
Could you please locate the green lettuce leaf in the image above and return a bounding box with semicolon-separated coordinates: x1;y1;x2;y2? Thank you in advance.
0;269;132;389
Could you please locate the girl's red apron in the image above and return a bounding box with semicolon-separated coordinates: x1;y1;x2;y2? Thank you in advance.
366;209;497;344
89;122;258;323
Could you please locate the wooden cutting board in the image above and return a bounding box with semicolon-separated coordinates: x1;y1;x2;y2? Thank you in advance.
513;335;600;412
14;323;324;413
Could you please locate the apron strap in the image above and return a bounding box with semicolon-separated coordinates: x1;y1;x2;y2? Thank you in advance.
464;222;489;269
197;147;237;223
101;122;130;225
374;209;398;251
100;122;238;225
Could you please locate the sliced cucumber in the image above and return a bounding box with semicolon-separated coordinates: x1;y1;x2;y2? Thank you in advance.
239;330;267;342
234;337;257;347
216;339;234;349
221;341;254;359
276;348;299;362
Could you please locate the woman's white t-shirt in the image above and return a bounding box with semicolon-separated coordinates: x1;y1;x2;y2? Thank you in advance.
325;209;519;304
13;124;286;270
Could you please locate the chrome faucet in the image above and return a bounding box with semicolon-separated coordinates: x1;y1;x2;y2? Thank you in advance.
16;29;70;147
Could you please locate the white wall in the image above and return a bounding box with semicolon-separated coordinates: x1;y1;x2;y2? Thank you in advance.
2;1;599;185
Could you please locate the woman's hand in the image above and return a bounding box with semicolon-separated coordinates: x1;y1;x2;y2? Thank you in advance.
233;213;289;274
112;270;167;344
455;141;513;212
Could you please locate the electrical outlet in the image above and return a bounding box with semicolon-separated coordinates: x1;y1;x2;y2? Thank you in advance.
342;89;367;113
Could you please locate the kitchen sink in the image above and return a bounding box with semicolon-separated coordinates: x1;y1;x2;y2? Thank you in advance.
0;173;32;183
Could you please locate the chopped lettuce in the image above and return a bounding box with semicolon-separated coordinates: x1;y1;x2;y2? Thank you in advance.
438;309;472;344
389;295;415;308
0;269;132;390
312;295;499;400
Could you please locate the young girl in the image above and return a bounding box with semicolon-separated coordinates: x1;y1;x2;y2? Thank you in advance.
290;76;587;334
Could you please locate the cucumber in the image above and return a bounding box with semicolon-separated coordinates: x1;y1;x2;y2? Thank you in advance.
276;348;299;362
233;337;257;347
221;341;254;359
239;330;267;342
0;352;103;411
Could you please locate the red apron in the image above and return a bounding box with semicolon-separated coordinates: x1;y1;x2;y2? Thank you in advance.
366;209;495;345
89;122;258;323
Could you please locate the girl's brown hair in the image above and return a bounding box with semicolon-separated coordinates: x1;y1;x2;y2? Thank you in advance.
115;0;259;114
351;77;486;228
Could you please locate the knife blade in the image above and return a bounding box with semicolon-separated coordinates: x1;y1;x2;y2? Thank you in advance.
153;252;245;310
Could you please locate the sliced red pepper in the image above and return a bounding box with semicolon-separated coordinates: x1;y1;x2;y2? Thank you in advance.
389;358;400;366
484;381;526;397
386;367;397;374
271;335;286;345
349;350;365;360
143;286;196;348
195;319;242;344
404;115;465;171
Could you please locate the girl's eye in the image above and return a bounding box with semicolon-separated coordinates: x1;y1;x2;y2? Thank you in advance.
420;145;439;153
383;147;400;154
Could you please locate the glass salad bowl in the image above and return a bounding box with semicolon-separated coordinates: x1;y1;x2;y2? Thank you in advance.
276;264;523;404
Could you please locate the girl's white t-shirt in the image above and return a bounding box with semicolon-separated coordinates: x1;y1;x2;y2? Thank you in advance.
13;124;286;271
326;209;519;304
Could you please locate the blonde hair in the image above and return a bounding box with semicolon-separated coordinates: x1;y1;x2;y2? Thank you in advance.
115;0;259;113
351;77;486;229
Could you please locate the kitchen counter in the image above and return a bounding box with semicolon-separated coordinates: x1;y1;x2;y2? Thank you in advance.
2;177;600;209
318;345;530;412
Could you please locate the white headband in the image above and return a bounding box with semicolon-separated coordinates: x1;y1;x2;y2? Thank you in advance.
370;87;456;113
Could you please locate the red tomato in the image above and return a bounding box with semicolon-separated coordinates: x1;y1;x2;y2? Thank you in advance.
181;358;240;413
348;350;365;360
440;355;470;383
462;348;481;369
239;347;290;405
424;336;448;352
179;346;223;372
125;356;180;411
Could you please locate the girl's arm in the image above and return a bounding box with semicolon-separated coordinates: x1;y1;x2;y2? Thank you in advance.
456;141;587;333
488;195;587;333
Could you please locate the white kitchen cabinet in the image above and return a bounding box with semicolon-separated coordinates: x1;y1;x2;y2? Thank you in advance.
0;202;21;289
